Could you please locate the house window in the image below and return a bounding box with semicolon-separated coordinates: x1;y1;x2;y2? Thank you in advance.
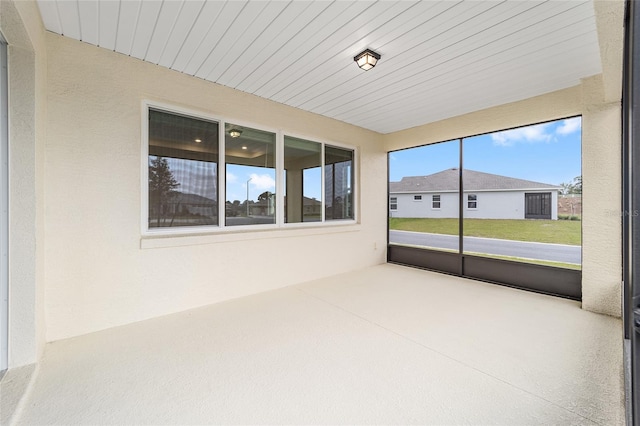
432;195;441;209
148;109;219;229
325;146;354;220
284;136;321;223
414;195;422;201
225;124;276;226
145;105;357;232
467;194;477;209
390;197;397;210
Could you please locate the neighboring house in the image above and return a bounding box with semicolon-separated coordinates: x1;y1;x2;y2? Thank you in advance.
149;192;217;219
389;168;560;220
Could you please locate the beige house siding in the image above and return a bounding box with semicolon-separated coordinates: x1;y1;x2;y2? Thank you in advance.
43;33;387;342
2;0;48;368
0;0;626;362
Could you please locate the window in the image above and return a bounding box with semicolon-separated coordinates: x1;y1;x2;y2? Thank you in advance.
145;105;356;232
148;109;219;229
432;195;441;209
390;197;397;210
325;146;354;220
284;136;321;223
467;194;477;209
414;195;422;201
225;124;276;226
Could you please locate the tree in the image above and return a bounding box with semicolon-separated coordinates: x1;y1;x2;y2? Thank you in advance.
149;156;180;226
573;175;582;194
257;191;274;202
558;175;582;218
559;182;573;196
559;176;582;195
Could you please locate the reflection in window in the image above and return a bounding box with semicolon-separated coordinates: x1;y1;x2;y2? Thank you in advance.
148;109;218;228
284;136;321;223
225;124;276;226
325;146;354;220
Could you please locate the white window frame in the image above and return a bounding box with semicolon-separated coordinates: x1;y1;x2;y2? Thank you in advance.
467;194;478;209
432;194;441;209
413;195;422;201
141;101;357;236
389;197;397;211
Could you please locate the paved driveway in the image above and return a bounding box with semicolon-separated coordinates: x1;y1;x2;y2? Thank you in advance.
389;230;581;264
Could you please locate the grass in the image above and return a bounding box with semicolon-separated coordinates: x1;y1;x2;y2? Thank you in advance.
389;218;581;246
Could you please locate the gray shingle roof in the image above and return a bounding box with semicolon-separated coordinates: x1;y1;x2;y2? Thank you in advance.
389;168;560;192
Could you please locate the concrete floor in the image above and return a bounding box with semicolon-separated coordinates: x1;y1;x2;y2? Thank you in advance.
15;264;624;425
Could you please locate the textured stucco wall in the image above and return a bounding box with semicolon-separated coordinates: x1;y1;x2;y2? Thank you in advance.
581;75;622;317
44;33;386;341
1;0;47;367
383;81;622;317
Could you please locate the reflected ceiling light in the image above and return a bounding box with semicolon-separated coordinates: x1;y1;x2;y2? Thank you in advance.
229;129;242;138
354;49;380;71
194;138;202;143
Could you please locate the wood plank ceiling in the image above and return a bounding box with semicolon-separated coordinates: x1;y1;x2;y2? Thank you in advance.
36;0;602;134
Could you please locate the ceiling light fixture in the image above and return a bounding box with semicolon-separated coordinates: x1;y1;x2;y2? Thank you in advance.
229;129;242;138
242;146;247;150
194;138;202;143
354;49;380;71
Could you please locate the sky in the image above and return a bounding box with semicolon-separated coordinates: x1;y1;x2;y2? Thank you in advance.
226;164;277;203
389;117;582;186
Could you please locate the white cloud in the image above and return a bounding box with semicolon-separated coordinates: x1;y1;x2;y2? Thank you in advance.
227;172;238;184
491;123;553;146
249;173;275;191
556;117;581;135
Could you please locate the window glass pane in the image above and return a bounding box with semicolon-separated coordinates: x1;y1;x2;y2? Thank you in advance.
148;109;218;228
225;124;276;226
390;197;398;211
462;117;582;270
388;141;459;252
325;146;354;220
284;136;321;223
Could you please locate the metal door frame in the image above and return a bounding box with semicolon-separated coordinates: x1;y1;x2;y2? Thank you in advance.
0;34;8;374
623;0;640;423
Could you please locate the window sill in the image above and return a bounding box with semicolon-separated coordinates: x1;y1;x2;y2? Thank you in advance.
140;221;360;249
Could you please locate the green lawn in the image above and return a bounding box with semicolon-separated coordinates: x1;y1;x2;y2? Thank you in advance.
389;218;581;246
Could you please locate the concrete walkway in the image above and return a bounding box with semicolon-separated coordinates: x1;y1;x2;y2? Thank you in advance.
390;230;582;264
15;264;622;425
